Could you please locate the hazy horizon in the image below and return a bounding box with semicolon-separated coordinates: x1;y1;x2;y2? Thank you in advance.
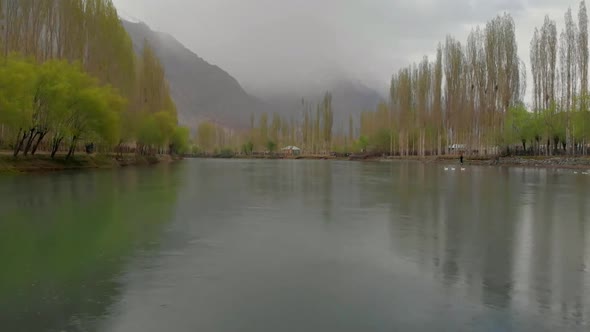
113;0;578;100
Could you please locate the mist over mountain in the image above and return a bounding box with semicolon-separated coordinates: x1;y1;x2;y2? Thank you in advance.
261;80;385;128
122;20;266;128
122;20;385;129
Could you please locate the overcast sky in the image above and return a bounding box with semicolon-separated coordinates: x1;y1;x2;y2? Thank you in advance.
112;0;580;98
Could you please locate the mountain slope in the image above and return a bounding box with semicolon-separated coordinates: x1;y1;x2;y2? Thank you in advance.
122;20;384;130
122;20;265;128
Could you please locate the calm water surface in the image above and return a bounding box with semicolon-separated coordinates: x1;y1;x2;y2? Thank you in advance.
1;160;590;331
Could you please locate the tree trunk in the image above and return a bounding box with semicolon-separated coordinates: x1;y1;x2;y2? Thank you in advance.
51;136;63;159
31;131;47;155
23;130;40;156
66;136;77;161
406;132;410;156
13;129;29;158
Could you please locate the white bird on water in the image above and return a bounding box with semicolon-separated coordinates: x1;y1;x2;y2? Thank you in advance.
444;167;449;171
451;168;456;171
461;167;466;171
574;171;579;174
583;172;589;175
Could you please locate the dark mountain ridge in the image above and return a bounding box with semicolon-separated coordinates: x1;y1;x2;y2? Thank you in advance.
122;20;266;128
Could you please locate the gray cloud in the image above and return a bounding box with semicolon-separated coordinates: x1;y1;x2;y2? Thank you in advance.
113;0;579;98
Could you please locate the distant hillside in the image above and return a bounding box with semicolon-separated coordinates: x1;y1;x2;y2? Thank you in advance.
122;20;384;130
327;80;385;122
262;80;385;127
122;20;266;128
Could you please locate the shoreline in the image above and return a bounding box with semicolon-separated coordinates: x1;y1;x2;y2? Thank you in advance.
380;155;590;170
187;154;590;170
3;153;590;173
0;153;180;173
383;156;590;170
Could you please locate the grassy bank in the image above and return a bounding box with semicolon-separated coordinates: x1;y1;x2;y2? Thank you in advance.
0;153;178;173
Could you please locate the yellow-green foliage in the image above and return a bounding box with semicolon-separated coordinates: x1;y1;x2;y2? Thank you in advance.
0;57;123;154
0;0;190;157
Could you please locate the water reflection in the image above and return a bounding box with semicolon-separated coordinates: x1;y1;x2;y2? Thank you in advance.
236;160;589;329
372;164;590;326
0;164;184;332
3;160;590;331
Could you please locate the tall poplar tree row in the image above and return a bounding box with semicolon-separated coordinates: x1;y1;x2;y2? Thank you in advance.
357;3;590;157
0;0;189;157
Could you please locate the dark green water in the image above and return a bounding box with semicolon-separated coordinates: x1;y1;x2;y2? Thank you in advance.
1;160;589;331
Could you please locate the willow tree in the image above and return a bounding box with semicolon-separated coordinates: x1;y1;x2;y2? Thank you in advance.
0;56;37;156
65;86;123;160
0;0;188;157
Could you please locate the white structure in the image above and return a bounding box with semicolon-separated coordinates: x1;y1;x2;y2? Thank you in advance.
448;144;466;151
281;146;301;155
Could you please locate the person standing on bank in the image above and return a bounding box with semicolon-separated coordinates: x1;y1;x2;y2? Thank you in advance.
460;154;464;165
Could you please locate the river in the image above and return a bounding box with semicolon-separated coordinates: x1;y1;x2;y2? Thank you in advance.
1;159;589;331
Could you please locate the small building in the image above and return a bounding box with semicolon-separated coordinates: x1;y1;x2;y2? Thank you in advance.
448;144;466;152
281;146;302;156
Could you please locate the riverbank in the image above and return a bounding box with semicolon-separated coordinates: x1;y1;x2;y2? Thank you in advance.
387;155;590;169
482;156;590;169
0;153;179;173
187;153;590;170
186;154;347;161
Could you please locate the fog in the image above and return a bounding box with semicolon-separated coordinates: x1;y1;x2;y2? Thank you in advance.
113;0;576;99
